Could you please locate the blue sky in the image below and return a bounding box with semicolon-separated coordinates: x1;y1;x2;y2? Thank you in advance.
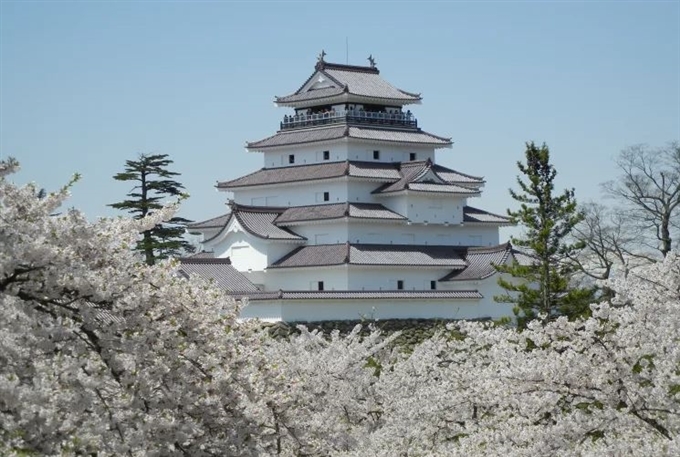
2;1;679;241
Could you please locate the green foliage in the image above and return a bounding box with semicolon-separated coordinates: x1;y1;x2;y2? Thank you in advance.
495;142;595;327
109;153;193;265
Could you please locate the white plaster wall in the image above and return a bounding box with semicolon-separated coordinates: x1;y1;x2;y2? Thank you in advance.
264;267;349;291
218;235;268;272
346;221;500;246
380;194;466;224
347;267;449;291
260;142;436;169
234;180;349;207
264;144;350;168
288;223;349;245
345;143;435;163
238;297;514;322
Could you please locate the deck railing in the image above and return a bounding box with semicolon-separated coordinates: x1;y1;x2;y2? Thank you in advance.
280;110;417;130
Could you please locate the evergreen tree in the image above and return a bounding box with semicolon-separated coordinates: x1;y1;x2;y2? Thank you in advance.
495;142;594;326
109;154;192;265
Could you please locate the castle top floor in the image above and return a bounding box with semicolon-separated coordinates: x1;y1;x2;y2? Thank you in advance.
274;52;422;110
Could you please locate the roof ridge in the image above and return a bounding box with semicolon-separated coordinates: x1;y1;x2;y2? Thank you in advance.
320;61;380;74
466;242;512;254
464;205;511;220
187;212;229;228
230;201;288;213
179;257;232;265
434;164;484;181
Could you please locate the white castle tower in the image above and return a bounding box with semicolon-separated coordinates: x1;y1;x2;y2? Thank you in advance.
184;53;521;322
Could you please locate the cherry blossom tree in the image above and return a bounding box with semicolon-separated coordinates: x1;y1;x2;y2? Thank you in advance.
0;159;260;455
2;157;678;456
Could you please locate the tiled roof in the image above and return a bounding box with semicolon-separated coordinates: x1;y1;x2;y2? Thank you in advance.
463;206;512;224
440;243;512;282
347;127;450;145
275;62;421;105
347;161;401;180
231;204;306;241
374;160;481;196
217;161;349;189
179;257;260;292
246;125;451;150
274;202;406;225
433;165;484;185
405;183;481;194
511;249;537;266
232;290;483;301
187;214;230;230
270;243;468;269
275;87;345;104
218;160;478;190
348;203;406;220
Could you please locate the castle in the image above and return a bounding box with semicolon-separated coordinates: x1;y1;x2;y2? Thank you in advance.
184;53;522;322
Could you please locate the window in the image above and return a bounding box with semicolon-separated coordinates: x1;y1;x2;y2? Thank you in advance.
323;191;330;202
323;150;330;160
288;154;295;164
430;280;437;290
373;150;380;160
409;153;416;161
318;281;324;291
397;280;404;290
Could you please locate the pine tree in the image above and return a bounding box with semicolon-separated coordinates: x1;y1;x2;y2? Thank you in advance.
495;142;594;326
109;154;193;265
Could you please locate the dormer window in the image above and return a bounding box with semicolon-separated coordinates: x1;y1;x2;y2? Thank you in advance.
373;150;380;160
288;154;295;164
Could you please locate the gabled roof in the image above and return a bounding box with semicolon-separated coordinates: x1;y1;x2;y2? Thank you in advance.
463;206;512;225
270;243;469;269
275;61;422;107
187;214;230;230
373;160;482;196
188;205;307;242
275;202;406;225
178;257;260;292
246;125;451;151
217;160;480;190
439;243;512;282
230;204;306;241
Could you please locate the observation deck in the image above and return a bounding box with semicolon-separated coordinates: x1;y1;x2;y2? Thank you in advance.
280;109;417;130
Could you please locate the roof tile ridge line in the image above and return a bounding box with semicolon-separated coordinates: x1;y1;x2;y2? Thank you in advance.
233;210;290;240
200;213;234;244
230;201;288;214
344;241;351;264
319;67;348;89
322;61;381;74
397;88;422;99
288;64;326;96
179;257;232;265
344;202;350;217
433;164;485;181
245;128;282;147
217;166;269;187
187;212;229;227
417;128;454;143
467;242;513;253
464;205;511;220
